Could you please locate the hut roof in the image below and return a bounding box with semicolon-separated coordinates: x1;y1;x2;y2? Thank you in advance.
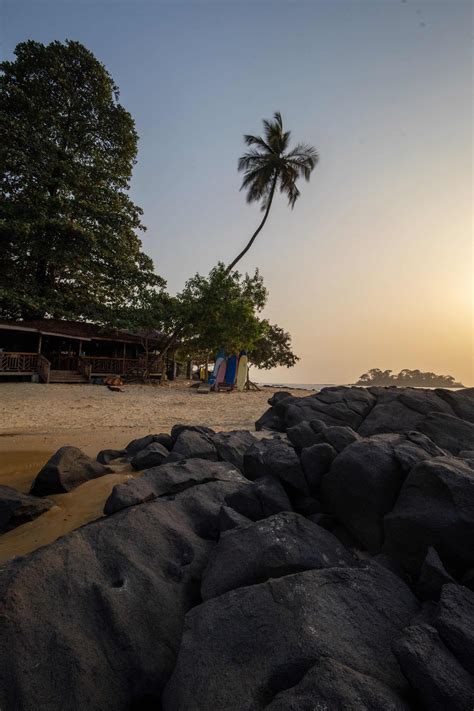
0;319;168;345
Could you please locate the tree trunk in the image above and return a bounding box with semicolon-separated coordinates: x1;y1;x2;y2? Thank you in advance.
226;173;278;273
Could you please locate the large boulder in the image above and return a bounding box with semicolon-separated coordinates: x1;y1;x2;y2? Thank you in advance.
433;583;474;675
300;442;336;497
30;446;111;496
436;387;474;423
130;441;170;471
96;448;126;465
393;623;474;710
125;433;173;457
104;459;246;516
210;430;256;471
384;456;474;573
418;412;474;455
224;474;292;522
0;485;54;532
243;439;308;495
170;424;215;441
201;512;355;600
0;492;213;711
358;390;426;437
172;430;218;461
284;387;375;430
162;563;418;710
322;439;405;552
266;656;410;710
415;547;455;601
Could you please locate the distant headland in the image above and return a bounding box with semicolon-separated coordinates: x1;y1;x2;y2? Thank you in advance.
355;368;464;388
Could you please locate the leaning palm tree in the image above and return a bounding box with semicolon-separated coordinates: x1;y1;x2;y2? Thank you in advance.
227;112;319;272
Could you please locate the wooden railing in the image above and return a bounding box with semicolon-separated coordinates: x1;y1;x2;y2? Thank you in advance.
79;355;163;376
37;354;51;383
0;352;40;373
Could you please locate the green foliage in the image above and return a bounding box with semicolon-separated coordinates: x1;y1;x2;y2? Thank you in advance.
239;111;319;210
248;321;299;370
228;112;318;271
175;263;267;357
356;368;464;388
0;39;162;320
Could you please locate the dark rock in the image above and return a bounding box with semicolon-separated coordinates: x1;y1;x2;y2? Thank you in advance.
243;439;308;495
459;449;474;458
169;478;259;541
398;388;454;416
405;430;447;456
284;386;375;430
290;493;321;516
210;430;256;470
267;390;294;407
461;568;474;591
393;623;474;710
434;583;474;675
96;449;126;465
255;407;286;432
172;430;218;461
322;439;405;552
162;563;419;710
201;512;355;600
418;412;474;455
225;474;292;521
125;433;172;457
416;547;455;601
218;505;250;533
322;424;361;452
170;424;215;441
384;456;474;573
306;512;334;529
30;446;110;496
286;420;321;449
300;442;336;497
358;391;425;437
104;459;245;515
266;656;410;710
392;442;432;473
373;553;408;581
130;442;170;471
0;486;54;532
0;491;213;711
436;387;474;423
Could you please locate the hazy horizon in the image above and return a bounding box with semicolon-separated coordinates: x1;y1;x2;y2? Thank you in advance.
2;0;472;385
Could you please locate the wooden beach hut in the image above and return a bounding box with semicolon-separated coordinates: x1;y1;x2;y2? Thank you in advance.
0;319;182;383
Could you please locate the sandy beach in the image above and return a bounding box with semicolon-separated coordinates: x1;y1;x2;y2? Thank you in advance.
0;381;306;562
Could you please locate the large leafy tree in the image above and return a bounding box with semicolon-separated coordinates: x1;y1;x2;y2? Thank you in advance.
227;111;318;272
248;321;299;370
0;40;162;320
176;263;267;358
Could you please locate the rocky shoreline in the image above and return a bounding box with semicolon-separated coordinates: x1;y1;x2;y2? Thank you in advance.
0;385;473;709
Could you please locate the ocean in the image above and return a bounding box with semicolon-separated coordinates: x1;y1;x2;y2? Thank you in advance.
258;383;337;392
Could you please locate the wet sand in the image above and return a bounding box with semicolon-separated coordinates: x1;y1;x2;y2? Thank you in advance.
0;381;306;563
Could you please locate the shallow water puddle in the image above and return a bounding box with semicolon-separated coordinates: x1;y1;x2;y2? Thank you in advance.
0;450;53;492
0;471;134;563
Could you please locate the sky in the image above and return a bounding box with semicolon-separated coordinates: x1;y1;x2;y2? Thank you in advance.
1;0;473;385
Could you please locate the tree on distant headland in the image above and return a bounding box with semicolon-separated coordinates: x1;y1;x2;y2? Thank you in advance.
356;368;464;388
227;112;318;272
0;40;162;320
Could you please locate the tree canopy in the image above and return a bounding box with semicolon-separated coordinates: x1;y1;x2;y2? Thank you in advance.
0;39;162;320
356;368;464;388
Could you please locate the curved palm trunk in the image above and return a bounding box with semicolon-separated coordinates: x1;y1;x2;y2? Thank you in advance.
226;173;278;273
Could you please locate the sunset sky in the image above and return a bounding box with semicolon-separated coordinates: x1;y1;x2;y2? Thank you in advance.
2;0;472;385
